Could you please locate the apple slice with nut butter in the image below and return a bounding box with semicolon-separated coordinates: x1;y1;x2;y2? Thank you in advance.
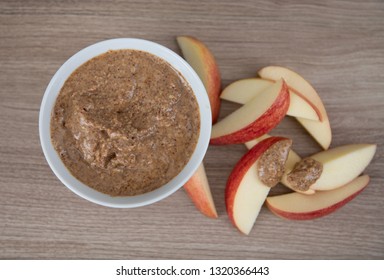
225;137;292;235
282;144;376;192
286;158;323;192
245;135;316;195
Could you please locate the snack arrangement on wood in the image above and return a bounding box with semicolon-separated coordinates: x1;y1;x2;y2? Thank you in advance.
177;36;377;235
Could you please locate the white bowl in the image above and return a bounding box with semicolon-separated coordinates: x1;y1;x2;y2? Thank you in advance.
39;38;211;208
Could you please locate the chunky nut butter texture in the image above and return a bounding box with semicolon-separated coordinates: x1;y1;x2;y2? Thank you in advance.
51;50;200;196
287;158;323;191
257;139;292;187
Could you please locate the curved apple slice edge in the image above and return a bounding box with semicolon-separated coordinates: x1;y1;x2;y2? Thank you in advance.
266;175;370;220
258;66;332;150
245;135;315;195
220;78;319;121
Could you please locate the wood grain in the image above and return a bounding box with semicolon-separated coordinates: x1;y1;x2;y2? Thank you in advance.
0;0;383;259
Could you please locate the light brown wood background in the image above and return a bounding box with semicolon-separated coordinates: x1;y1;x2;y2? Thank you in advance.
0;0;383;259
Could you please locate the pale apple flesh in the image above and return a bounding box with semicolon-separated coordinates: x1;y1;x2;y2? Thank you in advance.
176;36;221;123
221;78;319;121
226;137;291;234
266;175;370;220
231;166;270;235
245;135;315;195
184;163;218;218
258;66;331;149
211;79;290;145
308;144;376;191
296;117;332;150
288;91;319;121
278;144;376;192
177;36;221;218
220;78;272;104
258;66;324;120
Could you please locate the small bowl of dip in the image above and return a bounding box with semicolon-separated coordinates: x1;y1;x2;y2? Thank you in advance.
39;38;211;208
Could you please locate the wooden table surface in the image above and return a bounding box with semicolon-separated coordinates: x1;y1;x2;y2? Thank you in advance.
1;0;383;259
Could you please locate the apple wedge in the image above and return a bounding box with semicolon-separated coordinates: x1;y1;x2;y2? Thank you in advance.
184;164;218;218
258;66;331;149
296;117;332;150
211;79;290;145
266;175;370;220
221;78;272;104
226;137;292;235
303;144;376;191
177;36;221;123
281;144;376;191
221;78;319;121
245;135;315;195
177;36;220;218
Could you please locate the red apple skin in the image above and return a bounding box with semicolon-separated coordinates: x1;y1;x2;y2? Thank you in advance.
266;179;370;220
262;77;323;122
226;137;290;227
177;36;221;217
258;66;331;149
210;81;290;145
289;87;323;122
184;164;218;219
176;36;221;124
202;45;221;124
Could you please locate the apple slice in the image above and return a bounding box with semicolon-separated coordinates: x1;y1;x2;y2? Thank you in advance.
258;66;331;149
226;137;292;235
184;163;218;218
221;78;319;121
210;79;289;145
304;144;376;191
266;175;370;220
244;134;272;148
245;135;315;195
281;144;376;191
296;117;332;150
176;36;221;123
221;78;272;104
177;36;220;218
